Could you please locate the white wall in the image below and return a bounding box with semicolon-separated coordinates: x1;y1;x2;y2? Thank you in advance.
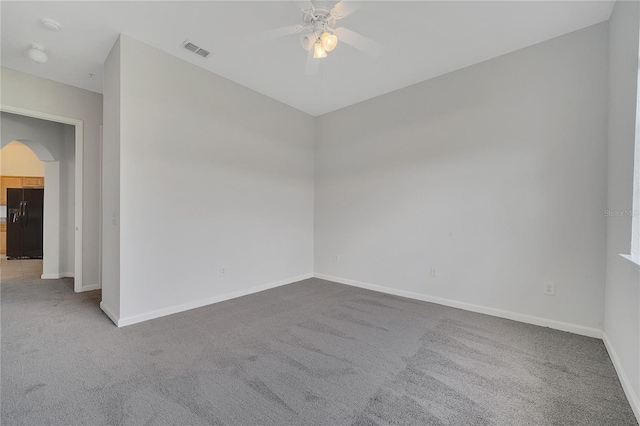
0;141;45;177
1;112;74;276
101;37;121;319
604;0;640;418
1;67;103;288
103;35;314;323
42;161;61;276
315;23;609;335
60;125;75;275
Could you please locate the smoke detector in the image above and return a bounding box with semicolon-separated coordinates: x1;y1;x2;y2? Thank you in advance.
40;18;61;32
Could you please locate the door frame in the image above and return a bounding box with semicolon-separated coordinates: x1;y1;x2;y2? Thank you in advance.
1;104;84;292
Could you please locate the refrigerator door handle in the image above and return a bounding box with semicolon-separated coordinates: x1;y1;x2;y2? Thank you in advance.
23;201;28;229
10;207;19;223
18;201;24;228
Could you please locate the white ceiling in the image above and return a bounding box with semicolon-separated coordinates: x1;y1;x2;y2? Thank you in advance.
1;1;614;116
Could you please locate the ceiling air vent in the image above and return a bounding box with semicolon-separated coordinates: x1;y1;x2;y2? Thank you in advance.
181;40;211;58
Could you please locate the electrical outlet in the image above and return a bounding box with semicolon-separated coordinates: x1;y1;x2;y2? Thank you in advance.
220;267;227;277
544;282;555;296
430;267;437;277
334;255;340;263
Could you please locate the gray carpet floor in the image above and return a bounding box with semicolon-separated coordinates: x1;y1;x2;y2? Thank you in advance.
1;276;636;425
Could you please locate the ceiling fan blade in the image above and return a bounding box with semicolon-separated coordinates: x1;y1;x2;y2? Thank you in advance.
331;0;361;19
247;25;304;42
296;0;315;12
335;27;383;58
305;48;320;76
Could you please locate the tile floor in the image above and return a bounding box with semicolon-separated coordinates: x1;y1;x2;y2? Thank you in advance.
0;257;43;279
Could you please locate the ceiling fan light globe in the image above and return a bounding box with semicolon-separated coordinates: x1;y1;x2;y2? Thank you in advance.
300;34;315;51
313;41;327;59
28;45;48;64
321;32;338;52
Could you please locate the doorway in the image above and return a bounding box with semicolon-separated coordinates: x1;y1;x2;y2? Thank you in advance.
0;105;84;292
1;143;44;278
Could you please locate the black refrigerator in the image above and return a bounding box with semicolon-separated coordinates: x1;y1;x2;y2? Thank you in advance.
6;188;44;259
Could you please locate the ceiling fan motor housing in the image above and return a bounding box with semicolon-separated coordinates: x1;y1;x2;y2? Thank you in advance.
303;7;336;37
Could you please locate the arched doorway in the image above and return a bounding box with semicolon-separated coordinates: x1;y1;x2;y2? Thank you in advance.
1;108;84;292
0;141;46;277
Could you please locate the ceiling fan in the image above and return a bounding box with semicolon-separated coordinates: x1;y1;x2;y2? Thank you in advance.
251;1;383;75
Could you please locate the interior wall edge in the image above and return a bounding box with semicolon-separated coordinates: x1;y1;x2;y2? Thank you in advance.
99;301;119;326
603;332;640;423
313;273;603;339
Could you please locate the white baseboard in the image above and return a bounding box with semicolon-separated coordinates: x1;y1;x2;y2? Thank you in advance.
116;272;314;327
100;301;120;326
314;273;602;339
603;333;640;423
41;272;74;279
41;274;59;279
82;284;101;291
